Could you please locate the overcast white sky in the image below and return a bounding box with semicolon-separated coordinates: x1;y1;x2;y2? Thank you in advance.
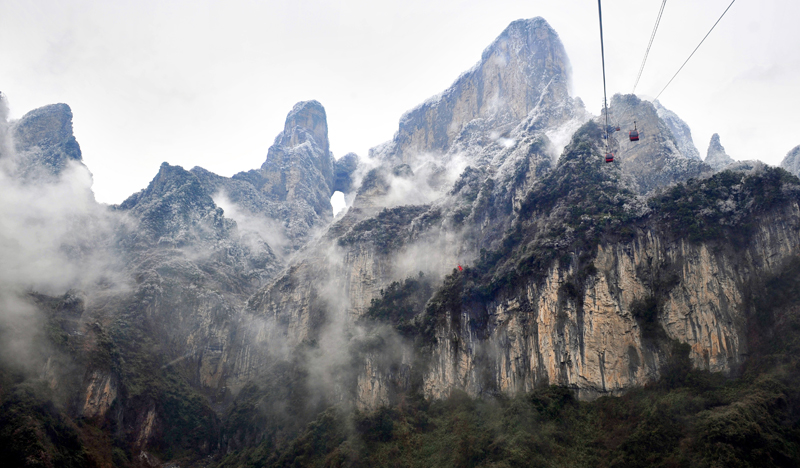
1;0;798;204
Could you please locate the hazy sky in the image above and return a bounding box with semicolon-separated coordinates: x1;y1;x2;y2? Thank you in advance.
2;0;797;204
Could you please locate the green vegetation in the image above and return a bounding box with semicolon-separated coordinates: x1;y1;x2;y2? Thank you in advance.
480;122;639;291
418;126;800;343
415;122;642;337
364;273;435;334
650;167;800;245
231;126;800;468
339;205;431;254
215;331;800;468
0;382;90;468
101;290;222;461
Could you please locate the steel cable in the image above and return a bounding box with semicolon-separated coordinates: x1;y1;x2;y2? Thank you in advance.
633;0;668;93
598;0;610;147
655;0;737;100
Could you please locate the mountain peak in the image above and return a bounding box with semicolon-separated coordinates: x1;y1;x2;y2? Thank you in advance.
705;133;735;170
375;17;574;164
10;103;83;179
481;17;561;61
278;99;329;155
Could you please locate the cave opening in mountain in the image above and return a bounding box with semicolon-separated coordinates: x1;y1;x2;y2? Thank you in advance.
331;190;346;216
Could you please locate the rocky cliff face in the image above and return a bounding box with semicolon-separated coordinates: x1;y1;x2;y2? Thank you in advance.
373;17;585;168
333;152;359;195
654;99;701;161
420;205;799;401
345;124;800;407
781;145;800;178
705;133;735;170
194;100;342;255
606;94;710;194
9;103;84;180
238;19;592;395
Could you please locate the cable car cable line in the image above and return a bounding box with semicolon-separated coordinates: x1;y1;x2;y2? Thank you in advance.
597;0;614;162
654;0;738;100
633;0;668;93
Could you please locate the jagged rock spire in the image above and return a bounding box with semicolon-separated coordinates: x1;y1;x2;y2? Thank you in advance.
260;100;335;206
277;100;330;156
705;133;735;170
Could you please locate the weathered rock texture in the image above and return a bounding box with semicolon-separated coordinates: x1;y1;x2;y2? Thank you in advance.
333;152;359;194
420;211;800;402
606;94;710;194
781;145;800;178
373;17;584;167
10;103;84;179
705;133;735;170
654;99;701;161
193;100;341;254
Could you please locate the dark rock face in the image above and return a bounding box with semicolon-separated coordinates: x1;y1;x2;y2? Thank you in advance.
607;94;710;194
120;163;233;247
117;161;280;286
10;103;83;179
705;133;735;170
780;145;800;178
333;152;359;194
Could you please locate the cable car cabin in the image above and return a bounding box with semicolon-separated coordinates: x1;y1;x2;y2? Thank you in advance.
615;125;621;131
605;153;614;163
629;121;640;141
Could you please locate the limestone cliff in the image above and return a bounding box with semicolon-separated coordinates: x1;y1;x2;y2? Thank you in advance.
238;119;800;412
420;210;798;401
349;124;800;407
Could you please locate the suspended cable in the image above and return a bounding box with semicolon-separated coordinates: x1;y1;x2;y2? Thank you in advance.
654;0;737;100
632;0;668;93
597;0;610;146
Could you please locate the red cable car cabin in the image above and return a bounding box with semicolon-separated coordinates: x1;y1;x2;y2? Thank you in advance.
629;121;640;141
605;153;614;163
